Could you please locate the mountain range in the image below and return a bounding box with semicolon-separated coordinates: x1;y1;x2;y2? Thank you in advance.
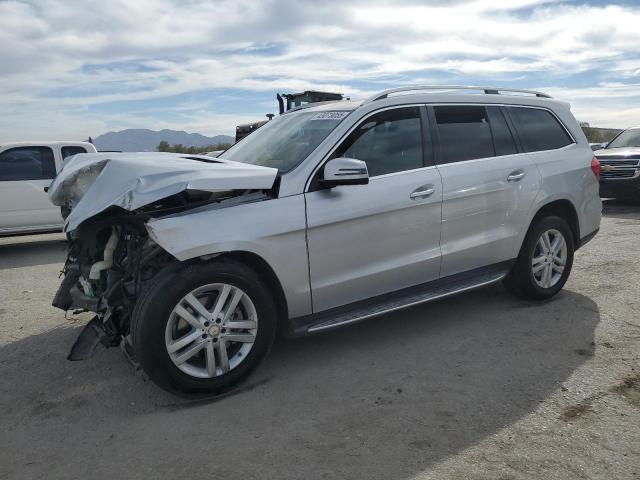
93;129;234;152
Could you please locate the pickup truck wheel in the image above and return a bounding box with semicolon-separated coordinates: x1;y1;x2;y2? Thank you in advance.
131;260;276;395
504;216;574;300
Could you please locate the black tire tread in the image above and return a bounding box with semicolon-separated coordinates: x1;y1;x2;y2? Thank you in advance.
130;258;277;395
504;215;574;301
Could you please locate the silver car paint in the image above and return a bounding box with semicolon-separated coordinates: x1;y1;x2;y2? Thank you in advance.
152;94;601;318
54;92;602;320
305;166;443;312
437;151;541;277
146;195;311;317
524;145;601;243
529;103;602;242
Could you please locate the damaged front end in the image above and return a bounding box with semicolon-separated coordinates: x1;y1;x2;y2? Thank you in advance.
54;211;174;360
49;153;279;361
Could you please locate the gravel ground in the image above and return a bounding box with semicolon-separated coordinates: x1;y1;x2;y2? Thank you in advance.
0;199;638;480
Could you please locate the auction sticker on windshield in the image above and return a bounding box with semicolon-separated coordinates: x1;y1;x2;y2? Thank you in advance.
310;111;350;120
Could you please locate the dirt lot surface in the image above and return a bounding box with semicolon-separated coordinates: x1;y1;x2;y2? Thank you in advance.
1;200;639;480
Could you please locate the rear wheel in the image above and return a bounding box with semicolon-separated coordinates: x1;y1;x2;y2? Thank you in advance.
504;215;574;300
132;260;277;395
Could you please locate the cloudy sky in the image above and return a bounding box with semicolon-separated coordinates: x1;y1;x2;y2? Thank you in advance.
1;0;639;142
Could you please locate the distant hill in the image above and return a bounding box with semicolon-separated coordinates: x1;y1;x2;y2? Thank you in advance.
93;129;234;152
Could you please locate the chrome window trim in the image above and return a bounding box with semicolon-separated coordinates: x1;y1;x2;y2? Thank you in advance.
434;144;576;169
369;164;438;180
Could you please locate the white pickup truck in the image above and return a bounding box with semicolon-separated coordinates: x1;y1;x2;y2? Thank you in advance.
0;141;97;236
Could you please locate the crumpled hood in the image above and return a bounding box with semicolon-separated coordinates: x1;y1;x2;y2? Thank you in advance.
48;152;278;232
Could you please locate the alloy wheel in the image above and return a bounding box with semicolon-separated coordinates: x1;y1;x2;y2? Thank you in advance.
531;228;567;289
165;283;258;379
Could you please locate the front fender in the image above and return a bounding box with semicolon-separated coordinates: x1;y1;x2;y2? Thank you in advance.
146;194;311;318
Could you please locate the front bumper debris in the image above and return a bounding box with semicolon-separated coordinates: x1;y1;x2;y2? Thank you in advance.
67;316;113;361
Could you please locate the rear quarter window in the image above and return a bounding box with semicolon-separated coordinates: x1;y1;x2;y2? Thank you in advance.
508;107;573;152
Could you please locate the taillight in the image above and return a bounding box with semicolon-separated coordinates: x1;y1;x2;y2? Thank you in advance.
591;156;600;180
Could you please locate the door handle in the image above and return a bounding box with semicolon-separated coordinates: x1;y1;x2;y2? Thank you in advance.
507;170;526;182
410;184;435;199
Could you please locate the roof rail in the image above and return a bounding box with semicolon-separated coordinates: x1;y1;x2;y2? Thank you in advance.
364;85;552;104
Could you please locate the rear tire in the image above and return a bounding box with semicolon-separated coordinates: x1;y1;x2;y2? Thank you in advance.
131;259;277;395
503;215;574;300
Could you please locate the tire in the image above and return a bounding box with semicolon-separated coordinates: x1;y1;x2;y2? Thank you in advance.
503;215;574;300
131;259;277;395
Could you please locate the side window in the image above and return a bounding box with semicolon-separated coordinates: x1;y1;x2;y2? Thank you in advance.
61;146;87;159
487;106;517;156
0;147;56;181
507;107;573;152
334;107;423;177
434;106;495;163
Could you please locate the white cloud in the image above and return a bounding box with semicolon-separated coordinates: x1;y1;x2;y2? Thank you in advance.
0;0;639;141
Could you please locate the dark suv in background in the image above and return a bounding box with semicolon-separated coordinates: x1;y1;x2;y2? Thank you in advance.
595;126;640;201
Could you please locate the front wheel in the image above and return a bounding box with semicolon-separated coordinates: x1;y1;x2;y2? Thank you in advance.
504;215;574;300
131;259;277;395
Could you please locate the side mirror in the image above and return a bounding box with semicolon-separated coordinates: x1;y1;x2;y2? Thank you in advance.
321;157;369;187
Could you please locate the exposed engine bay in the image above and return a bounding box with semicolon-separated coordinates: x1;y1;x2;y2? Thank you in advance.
48;152;280;361
54;188;276;361
53;190;256;359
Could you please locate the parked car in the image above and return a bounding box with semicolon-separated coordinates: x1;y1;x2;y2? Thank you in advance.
594;126;640;201
49;86;601;394
0;141;97;236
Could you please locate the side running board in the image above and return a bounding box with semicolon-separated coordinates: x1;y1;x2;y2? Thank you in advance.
292;265;511;336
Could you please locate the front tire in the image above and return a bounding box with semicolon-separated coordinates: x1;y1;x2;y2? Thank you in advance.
131;259;277;395
504;215;574;300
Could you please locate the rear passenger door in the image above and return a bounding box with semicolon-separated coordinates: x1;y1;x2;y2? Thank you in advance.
431;104;541;277
0;146;62;232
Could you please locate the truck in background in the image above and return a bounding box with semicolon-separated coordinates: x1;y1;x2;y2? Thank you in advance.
235;90;344;142
0;141;97;236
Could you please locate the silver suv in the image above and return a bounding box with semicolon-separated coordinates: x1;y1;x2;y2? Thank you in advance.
50;86;602;394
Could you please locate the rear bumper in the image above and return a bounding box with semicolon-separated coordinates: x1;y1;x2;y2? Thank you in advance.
599;175;640;199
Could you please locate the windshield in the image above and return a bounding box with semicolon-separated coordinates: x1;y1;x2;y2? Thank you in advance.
220;110;350;173
606;128;640;149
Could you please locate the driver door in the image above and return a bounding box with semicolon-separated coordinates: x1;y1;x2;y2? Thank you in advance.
304;106;443;312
